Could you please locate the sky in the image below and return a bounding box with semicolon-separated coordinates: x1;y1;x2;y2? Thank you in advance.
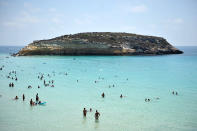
0;0;196;46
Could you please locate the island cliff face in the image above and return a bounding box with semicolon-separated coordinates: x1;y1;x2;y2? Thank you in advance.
16;32;183;56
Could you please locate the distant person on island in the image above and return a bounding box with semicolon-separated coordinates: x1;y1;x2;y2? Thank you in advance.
83;108;87;117
23;94;25;101
101;92;105;98
95;110;100;120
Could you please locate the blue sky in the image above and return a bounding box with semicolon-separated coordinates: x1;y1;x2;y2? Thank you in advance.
0;0;196;46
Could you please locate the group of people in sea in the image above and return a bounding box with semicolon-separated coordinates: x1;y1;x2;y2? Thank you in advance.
101;92;125;98
38;73;55;88
83;108;100;120
30;93;43;106
172;91;178;95
13;93;44;106
7;70;18;87
2;63;182;124
9;82;14;87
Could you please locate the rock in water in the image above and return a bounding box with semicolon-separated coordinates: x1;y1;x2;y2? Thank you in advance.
15;32;183;56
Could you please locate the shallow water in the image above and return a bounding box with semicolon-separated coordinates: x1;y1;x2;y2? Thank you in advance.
0;46;197;131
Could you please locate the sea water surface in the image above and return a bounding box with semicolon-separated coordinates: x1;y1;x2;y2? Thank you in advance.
0;46;197;131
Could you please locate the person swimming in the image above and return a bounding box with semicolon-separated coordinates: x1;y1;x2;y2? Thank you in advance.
95;110;100;120
101;92;105;98
90;108;92;112
14;96;18;100
120;94;123;98
176;92;178;95
172;91;174;95
83;108;87;117
28;85;32;88
23;94;25;101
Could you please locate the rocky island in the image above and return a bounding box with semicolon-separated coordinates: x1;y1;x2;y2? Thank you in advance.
15;32;183;56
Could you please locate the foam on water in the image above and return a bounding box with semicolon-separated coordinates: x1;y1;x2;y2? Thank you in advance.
0;46;197;131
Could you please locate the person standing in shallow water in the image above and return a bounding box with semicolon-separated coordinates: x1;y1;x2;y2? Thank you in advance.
36;93;39;102
23;94;25;101
83;108;87;117
30;99;33;105
95;110;100;120
101;92;105;98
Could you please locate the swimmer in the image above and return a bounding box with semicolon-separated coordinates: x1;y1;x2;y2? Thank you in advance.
172;91;174;95
176;92;178;95
145;98;147;102
90;108;92;112
38;85;40;88
101;92;105;98
14;96;18;100
120;94;123;98
83;108;87;117
95;110;100;120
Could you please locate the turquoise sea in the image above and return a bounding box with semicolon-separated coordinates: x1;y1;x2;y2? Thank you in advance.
0;46;197;131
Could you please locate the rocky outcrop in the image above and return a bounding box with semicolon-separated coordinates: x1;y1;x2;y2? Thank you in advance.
15;32;183;56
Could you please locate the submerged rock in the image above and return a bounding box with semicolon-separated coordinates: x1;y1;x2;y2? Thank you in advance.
15;32;183;56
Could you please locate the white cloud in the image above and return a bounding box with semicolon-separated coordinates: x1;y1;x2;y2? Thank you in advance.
74;15;96;25
167;18;184;24
21;11;40;23
49;8;57;12
130;5;147;13
52;17;63;24
24;2;40;13
2;11;40;28
173;18;183;24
